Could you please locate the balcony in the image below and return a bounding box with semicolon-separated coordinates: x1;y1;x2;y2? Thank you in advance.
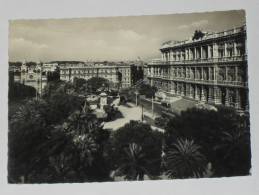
148;55;247;66
217;80;248;87
147;74;247;88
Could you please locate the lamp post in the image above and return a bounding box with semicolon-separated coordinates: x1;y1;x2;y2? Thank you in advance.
152;95;154;117
135;91;139;106
141;104;144;122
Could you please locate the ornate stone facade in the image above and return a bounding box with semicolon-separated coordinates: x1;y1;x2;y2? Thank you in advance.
146;25;248;111
19;61;48;94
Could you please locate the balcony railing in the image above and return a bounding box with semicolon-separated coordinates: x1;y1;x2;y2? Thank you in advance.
148;55;247;66
161;26;246;49
147;74;247;87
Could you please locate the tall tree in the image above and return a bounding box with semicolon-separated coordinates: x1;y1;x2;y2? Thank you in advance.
165;138;207;179
164;107;251;177
112;121;163;180
86;77;109;94
115;143;150;180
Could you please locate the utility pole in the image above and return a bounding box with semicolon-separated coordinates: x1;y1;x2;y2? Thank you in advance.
152;95;154;117
141;104;144;122
40;63;42;98
36;82;38;101
135;91;138;106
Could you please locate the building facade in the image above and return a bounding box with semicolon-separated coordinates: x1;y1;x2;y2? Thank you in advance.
146;25;248;111
9;61;59;94
59;63;132;89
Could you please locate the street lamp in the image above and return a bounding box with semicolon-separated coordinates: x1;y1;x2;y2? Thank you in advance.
152;95;154;117
135;91;139;106
141;104;144;122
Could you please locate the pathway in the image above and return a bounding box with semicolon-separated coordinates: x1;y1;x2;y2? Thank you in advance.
103;100;142;130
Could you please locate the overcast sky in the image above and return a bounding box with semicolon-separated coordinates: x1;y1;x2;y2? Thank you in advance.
9;10;245;62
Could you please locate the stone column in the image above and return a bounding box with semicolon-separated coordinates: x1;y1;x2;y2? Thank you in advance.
214;86;221;104
201;67;204;80
181;83;185;96
235;88;241;109
234;42;238;56
208;87;213;103
194;67;197;80
213;43;219;58
225;66;228;81
201;86;206;102
214;65;217;82
224;42;228;57
190;85;193;98
185;84;189;97
185;48;189;60
225;88;230;106
195;85;199;101
161;67;164;78
175;82;178;94
189;84;192;98
150;78;154;86
208;67;211;81
171;81;175;94
208;45;211;58
200;46;203;59
235;66;239;82
194;48;197;59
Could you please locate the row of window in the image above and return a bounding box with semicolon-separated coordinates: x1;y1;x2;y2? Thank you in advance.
163;42;245;61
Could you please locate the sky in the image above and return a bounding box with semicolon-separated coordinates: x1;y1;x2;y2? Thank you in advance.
8;10;245;62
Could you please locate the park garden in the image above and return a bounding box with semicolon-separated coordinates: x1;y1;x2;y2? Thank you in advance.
8;76;251;183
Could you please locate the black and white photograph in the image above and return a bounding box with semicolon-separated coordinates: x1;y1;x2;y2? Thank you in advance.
7;9;253;184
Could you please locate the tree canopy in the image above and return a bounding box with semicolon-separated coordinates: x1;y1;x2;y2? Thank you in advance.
164;107;251;177
86;77;109;93
8;98;111;183
111;121;163;180
138;83;157;98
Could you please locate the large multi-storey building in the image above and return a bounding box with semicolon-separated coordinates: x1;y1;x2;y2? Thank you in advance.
59;63;132;89
146;25;248;111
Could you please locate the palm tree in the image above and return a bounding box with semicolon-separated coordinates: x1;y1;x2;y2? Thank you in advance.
115;143;151;181
213;126;251;176
165;138;207;179
217;128;250;159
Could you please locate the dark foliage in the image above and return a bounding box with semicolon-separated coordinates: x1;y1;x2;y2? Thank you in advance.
165;138;207;179
8;99;112;183
86;77;109;94
9;82;36;100
47;66;60;82
138;83;157;98
154;116;170;129
164;107;251;177
111;121;163;180
131;66;144;85
73;77;87;91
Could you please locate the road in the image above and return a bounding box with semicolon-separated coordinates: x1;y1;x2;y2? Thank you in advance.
103;98;164;132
